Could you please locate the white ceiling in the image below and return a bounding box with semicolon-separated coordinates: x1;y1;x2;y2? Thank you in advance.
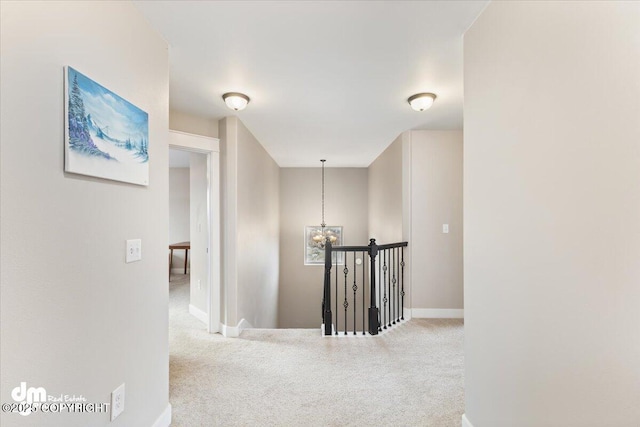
135;1;488;167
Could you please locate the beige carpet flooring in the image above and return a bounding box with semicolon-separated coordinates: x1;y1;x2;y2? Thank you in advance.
169;274;464;427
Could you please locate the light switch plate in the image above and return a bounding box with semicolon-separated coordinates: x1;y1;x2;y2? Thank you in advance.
442;224;449;234
126;239;142;263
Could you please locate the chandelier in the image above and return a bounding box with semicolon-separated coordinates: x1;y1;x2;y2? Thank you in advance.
310;159;338;249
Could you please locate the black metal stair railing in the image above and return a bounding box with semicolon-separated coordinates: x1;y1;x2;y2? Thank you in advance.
322;239;408;336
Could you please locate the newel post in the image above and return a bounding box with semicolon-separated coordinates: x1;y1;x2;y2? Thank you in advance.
323;240;333;335
368;238;379;335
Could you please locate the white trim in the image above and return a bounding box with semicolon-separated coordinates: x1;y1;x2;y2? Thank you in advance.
151;403;171;427
188;304;208;325
207;150;221;334
221;318;252;338
408;308;464;319
462;413;473;427
168;129;219;152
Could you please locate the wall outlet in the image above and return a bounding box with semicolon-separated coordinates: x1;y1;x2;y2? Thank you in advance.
442;224;449;234
126;239;142;263
110;383;125;421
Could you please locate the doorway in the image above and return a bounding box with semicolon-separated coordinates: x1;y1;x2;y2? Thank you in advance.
168;130;221;333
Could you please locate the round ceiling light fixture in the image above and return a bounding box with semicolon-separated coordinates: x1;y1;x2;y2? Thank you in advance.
407;92;437;112
222;92;250;111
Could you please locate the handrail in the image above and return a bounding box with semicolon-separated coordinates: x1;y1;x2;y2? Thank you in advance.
377;241;408;250
330;245;369;251
331;242;408;251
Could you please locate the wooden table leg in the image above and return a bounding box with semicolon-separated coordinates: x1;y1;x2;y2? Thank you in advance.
184;249;189;274
169;249;173;281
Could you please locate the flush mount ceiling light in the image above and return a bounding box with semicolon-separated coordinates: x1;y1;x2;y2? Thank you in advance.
222;92;250;111
407;92;437;112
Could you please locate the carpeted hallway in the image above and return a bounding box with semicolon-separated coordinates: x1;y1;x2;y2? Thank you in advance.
169;275;464;426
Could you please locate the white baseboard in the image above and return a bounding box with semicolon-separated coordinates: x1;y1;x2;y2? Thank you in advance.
188;304;208;325
221;318;252;338
320;318;410;338
406;308;464;319
151;403;171;427
462;413;473;427
320;323;336;337
170;268;189;274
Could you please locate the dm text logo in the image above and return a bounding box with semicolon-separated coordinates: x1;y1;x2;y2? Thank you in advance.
11;382;46;416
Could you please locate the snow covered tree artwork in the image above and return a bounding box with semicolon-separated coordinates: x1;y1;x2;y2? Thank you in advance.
65;66;149;185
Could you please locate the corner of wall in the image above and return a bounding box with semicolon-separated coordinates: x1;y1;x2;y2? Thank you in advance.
401;131;413;308
219;115;239;327
220;116;280;329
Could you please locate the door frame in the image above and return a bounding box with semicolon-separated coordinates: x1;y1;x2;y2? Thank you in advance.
169;130;221;333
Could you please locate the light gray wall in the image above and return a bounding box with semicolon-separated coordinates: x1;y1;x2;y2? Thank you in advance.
220;116;280;329
409;130;463;310
169;109;218;138
189;153;209;312
368;130;463;313
279;168;369;328
464;2;640;426
169;168;189;270
0;2;170;426
368;135;403;244
236;119;280;328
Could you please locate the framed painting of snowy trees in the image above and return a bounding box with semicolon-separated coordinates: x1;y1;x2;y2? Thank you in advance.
65;66;149;185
